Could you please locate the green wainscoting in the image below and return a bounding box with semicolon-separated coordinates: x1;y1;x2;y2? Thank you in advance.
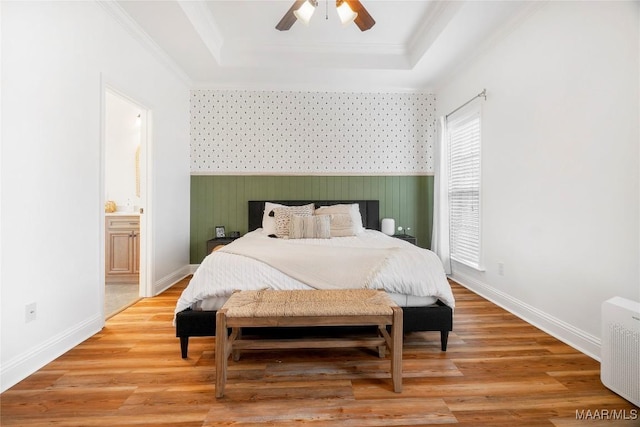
190;175;434;263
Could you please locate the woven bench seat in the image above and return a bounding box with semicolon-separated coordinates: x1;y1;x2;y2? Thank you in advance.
215;289;403;397
223;288;395;318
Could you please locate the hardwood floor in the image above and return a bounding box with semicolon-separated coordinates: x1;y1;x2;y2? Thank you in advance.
1;277;637;426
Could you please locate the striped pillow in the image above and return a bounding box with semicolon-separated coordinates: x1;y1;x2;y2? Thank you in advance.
325;213;356;237
289;215;331;239
314;203;364;235
273;204;315;238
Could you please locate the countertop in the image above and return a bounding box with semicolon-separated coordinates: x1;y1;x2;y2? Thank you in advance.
105;211;140;216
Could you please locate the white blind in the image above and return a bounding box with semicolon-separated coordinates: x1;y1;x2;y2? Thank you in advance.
447;109;481;269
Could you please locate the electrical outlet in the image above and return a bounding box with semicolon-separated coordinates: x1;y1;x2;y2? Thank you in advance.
497;262;505;276
25;303;37;323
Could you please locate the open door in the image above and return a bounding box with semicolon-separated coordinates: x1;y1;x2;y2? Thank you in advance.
102;87;152;318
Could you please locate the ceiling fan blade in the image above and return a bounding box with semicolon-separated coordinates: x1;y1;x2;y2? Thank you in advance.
276;0;306;31
345;0;375;31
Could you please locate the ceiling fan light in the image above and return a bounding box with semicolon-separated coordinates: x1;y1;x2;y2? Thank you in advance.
294;0;317;25
336;1;357;25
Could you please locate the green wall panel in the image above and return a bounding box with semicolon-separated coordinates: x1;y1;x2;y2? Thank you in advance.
190;175;434;263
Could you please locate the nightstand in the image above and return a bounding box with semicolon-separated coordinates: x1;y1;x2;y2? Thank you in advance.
393;234;417;246
206;237;239;254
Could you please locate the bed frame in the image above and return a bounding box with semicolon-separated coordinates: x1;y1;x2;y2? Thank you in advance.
176;200;453;358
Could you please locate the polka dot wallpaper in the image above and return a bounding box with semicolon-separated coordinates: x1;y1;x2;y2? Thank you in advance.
190;90;436;175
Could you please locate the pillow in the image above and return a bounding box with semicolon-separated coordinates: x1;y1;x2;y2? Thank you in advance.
262;202;285;235
289;215;331;239
273;204;315;238
314;203;364;236
325;213;356;237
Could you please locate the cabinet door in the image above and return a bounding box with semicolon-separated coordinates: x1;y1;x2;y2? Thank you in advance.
105;216;140;283
106;231;135;275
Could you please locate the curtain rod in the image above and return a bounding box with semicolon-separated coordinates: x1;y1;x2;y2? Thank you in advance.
446;89;487;118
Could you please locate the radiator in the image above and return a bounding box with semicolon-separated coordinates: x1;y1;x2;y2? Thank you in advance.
601;296;640;407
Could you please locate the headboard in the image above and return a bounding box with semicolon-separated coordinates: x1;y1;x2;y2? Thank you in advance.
248;200;380;232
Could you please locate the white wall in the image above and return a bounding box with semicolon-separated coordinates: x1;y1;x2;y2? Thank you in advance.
105;91;141;210
0;1;190;391
436;1;640;358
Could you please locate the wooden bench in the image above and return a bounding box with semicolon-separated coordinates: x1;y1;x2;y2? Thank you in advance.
215;288;403;398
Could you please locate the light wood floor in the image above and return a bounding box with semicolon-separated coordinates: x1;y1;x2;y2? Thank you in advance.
1;277;637;426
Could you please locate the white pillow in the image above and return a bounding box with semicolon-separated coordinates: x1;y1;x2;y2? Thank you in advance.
314;203;364;236
325;213;355;237
262;202;285;235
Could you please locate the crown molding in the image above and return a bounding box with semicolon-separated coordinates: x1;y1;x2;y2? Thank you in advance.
96;0;192;86
222;40;409;69
406;0;463;68
177;0;224;65
189;81;435;93
246;40;406;57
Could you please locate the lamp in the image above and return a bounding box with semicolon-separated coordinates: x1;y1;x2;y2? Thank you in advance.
294;0;318;25
336;0;357;25
381;218;395;236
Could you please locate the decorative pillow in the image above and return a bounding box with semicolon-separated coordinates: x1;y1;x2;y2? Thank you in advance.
325;213;356;237
273;204;315;238
314;203;364;236
262;202;285;235
289;215;331;239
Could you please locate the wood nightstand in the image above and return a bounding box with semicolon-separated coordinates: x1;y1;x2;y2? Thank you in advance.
206;237;239;254
393;234;417;246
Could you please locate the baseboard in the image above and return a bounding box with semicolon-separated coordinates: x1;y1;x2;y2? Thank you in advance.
450;271;601;361
153;265;193;296
1;266;193;393
0;314;103;393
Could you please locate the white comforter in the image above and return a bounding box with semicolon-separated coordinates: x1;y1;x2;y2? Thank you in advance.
175;229;455;316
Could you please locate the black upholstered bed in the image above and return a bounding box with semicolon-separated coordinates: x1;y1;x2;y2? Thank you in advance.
175;200;453;358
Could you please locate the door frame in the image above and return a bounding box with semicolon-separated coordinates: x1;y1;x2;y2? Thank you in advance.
100;82;153;321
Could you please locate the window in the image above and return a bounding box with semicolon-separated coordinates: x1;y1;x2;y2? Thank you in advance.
447;106;482;269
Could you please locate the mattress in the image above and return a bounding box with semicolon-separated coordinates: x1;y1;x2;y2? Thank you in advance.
176;228;454;318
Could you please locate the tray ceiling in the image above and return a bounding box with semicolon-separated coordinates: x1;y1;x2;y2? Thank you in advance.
111;0;537;91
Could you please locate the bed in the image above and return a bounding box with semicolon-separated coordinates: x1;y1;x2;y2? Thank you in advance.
175;200;454;358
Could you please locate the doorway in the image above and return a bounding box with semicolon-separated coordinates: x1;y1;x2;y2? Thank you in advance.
103;88;149;318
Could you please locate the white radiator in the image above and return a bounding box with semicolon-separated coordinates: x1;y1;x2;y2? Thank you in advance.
601;296;640;407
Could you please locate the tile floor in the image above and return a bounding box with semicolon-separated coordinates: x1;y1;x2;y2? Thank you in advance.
105;283;140;318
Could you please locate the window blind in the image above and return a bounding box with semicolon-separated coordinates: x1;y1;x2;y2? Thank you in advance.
447;108;481;269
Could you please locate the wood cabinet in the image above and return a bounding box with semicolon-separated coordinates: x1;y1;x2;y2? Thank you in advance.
106;215;140;283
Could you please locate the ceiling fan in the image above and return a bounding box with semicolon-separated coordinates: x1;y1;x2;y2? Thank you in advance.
276;0;375;32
